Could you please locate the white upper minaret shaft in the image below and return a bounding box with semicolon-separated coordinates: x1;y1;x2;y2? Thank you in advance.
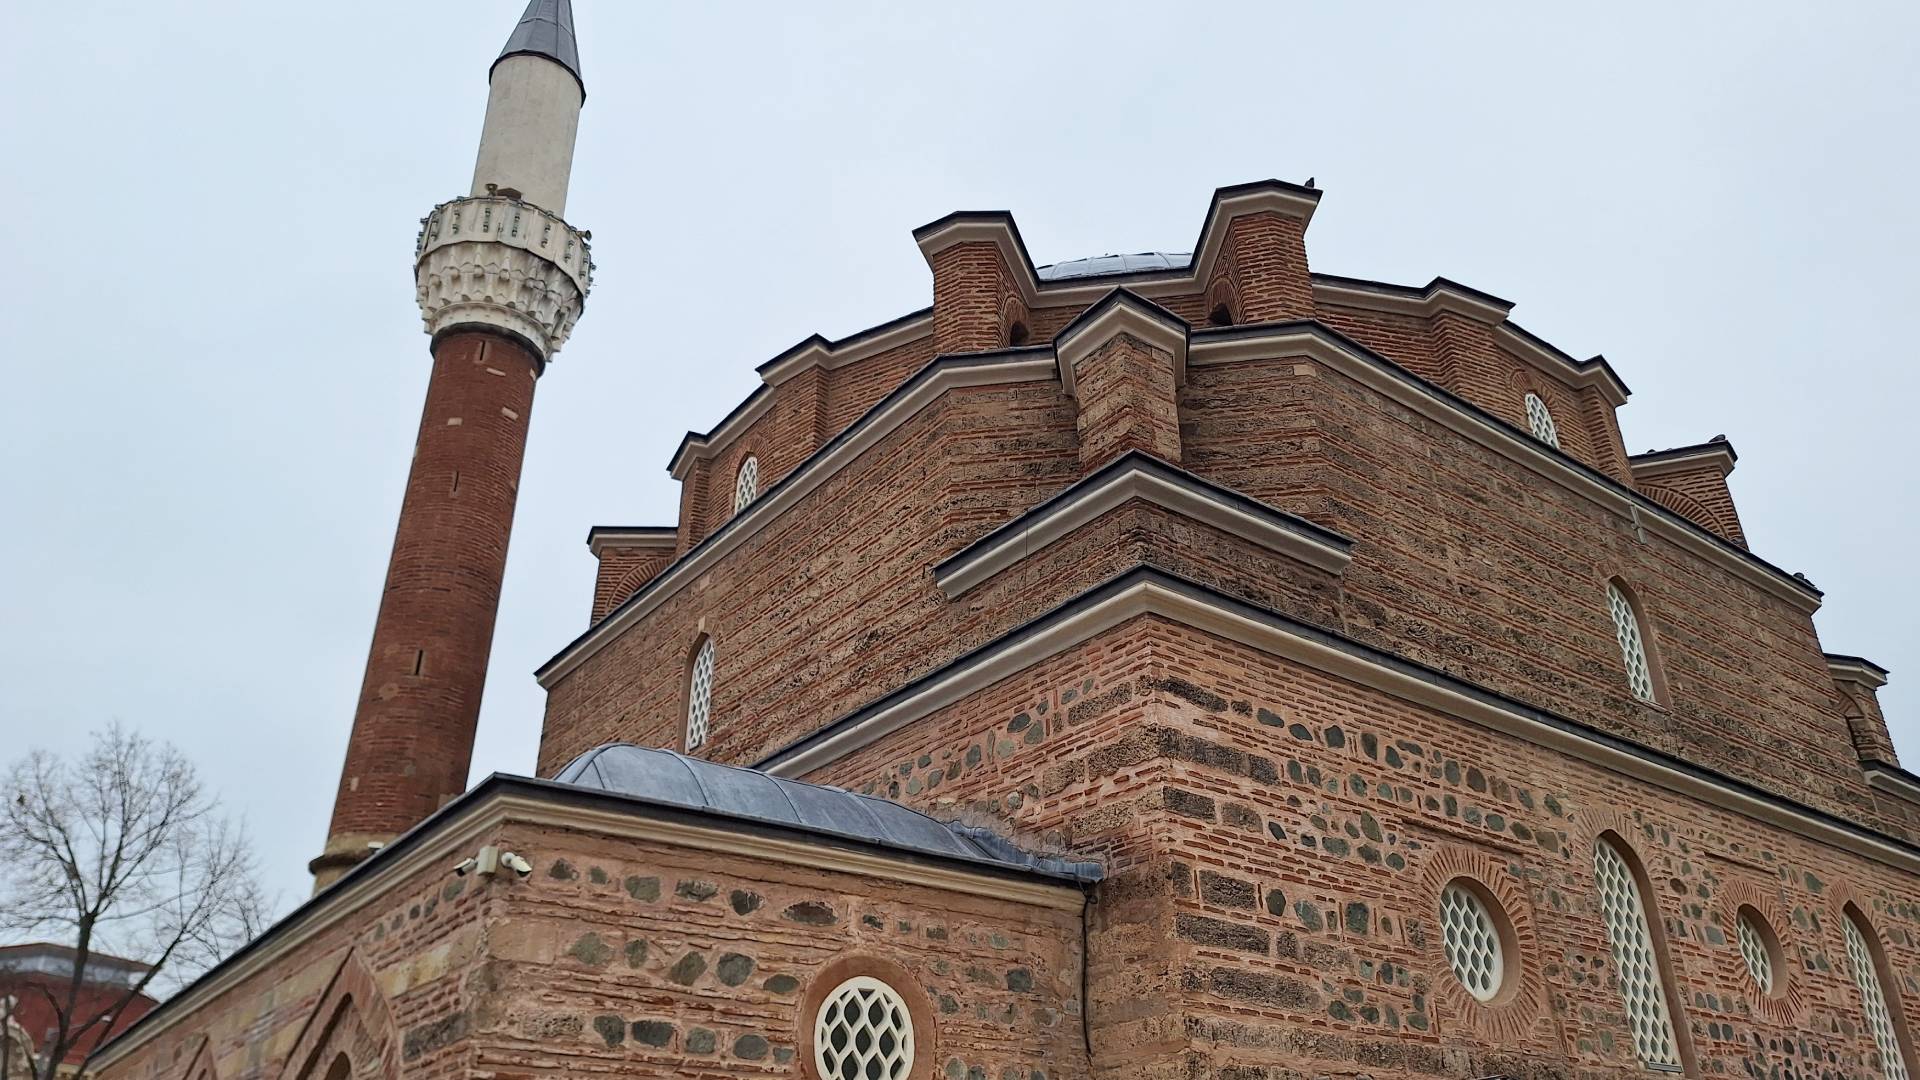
471;0;585;215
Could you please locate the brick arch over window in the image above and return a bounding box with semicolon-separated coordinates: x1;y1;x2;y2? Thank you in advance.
1574;808;1698;1076
1206;275;1239;327
1001;296;1032;347
1828;881;1920;1080
278;951;397;1080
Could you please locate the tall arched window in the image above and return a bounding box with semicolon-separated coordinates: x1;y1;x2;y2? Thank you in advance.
1592;833;1683;1070
1524;392;1561;448
685;637;716;751
732;455;760;515
1607;582;1658;703
1842;906;1915;1080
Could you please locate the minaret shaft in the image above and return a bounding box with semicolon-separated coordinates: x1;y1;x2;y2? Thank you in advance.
312;0;588;891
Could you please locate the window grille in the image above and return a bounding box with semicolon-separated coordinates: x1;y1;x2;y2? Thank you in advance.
685;638;715;750
814;975;914;1080
1737;910;1774;994
1843;914;1911;1080
1608;583;1657;702
1440;881;1506;1002
1524;392;1561;448
732;455;760;514
1593;836;1682;1069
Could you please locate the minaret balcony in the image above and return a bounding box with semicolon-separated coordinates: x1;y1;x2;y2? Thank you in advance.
414;193;593;362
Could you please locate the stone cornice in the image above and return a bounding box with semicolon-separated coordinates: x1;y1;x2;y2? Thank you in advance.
1186;321;1820;613
1052;289;1189;397
586;526;677;559
1311;273;1515;324
414;194;591;362
933;450;1352;598
92;773;1083;1070
757;568;1920;878
540;348;1060;686
1630;439;1738;481
668;311;936;480
1826;653;1890;690
1864;763;1920;806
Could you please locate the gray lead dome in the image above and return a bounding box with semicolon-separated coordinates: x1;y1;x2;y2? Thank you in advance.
553;743;1101;882
1036;251;1192;282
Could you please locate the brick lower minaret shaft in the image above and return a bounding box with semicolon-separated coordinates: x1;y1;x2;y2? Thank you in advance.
312;331;539;885
312;1;590;890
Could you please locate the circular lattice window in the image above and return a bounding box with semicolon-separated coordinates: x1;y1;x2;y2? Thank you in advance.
1439;880;1508;1003
814;975;915;1080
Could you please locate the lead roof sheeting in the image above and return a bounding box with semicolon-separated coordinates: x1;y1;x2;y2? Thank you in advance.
551;743;1099;881
1036;251;1192;282
496;0;583;88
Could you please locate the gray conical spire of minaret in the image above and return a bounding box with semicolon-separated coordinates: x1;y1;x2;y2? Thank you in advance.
493;0;583;98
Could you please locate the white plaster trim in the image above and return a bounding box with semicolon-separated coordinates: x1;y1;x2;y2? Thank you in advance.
90;785;1080;1069
1828;658;1890;691
1312;279;1512;325
669;388;776;481
1492;324;1631;407
1630;446;1737;482
1865;766;1920;807
1187;327;1820;614
542;354;1061;686
765;578;1920;877
1054;300;1189;398
934;464;1350;598
757;313;935;386
587;528;677;559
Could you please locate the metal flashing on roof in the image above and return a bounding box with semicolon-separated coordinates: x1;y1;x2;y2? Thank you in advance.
553;743;1102;883
1037;251;1193;282
493;0;583;98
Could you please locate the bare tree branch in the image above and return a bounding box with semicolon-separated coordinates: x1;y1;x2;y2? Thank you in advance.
0;725;272;1080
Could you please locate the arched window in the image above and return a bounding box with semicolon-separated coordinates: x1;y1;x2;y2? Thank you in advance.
1607;582;1658;703
1524;392;1561;448
1592;833;1683;1070
322;1055;352;1080
732;455;759;515
1842;906;1915;1080
685;637;716;751
1208;303;1234;327
1007;321;1031;347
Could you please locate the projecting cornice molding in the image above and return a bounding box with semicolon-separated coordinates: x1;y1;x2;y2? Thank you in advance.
1826;653;1890;690
933;450;1352;598
1864;763;1920;807
1312;273;1515;325
1052;288;1190;397
586;526;676;558
543;348;1060;686
1630;438;1739;481
669;310;935;479
1186;320;1820;613
756;568;1920;880
548;317;1820;687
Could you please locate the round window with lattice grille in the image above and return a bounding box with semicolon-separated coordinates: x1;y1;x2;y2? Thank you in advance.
1439;880;1509;1003
814;975;915;1080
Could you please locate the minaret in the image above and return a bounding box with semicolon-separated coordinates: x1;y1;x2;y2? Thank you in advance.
311;0;592;890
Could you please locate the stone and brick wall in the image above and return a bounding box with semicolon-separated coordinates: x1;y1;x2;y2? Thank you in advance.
476;822;1087;1079
807;616;1920;1080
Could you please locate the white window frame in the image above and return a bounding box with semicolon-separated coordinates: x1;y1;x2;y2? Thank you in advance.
685;637;715;750
732;454;760;515
1593;834;1683;1070
1439;880;1506;1003
1736;908;1775;995
814;975;914;1080
1608;582;1658;703
1843;911;1912;1080
1524;392;1561;448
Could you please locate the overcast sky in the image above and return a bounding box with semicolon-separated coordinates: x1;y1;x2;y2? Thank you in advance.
3;1;1915;915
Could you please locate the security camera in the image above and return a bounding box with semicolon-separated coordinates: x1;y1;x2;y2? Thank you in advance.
451;857;478;877
499;851;533;877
